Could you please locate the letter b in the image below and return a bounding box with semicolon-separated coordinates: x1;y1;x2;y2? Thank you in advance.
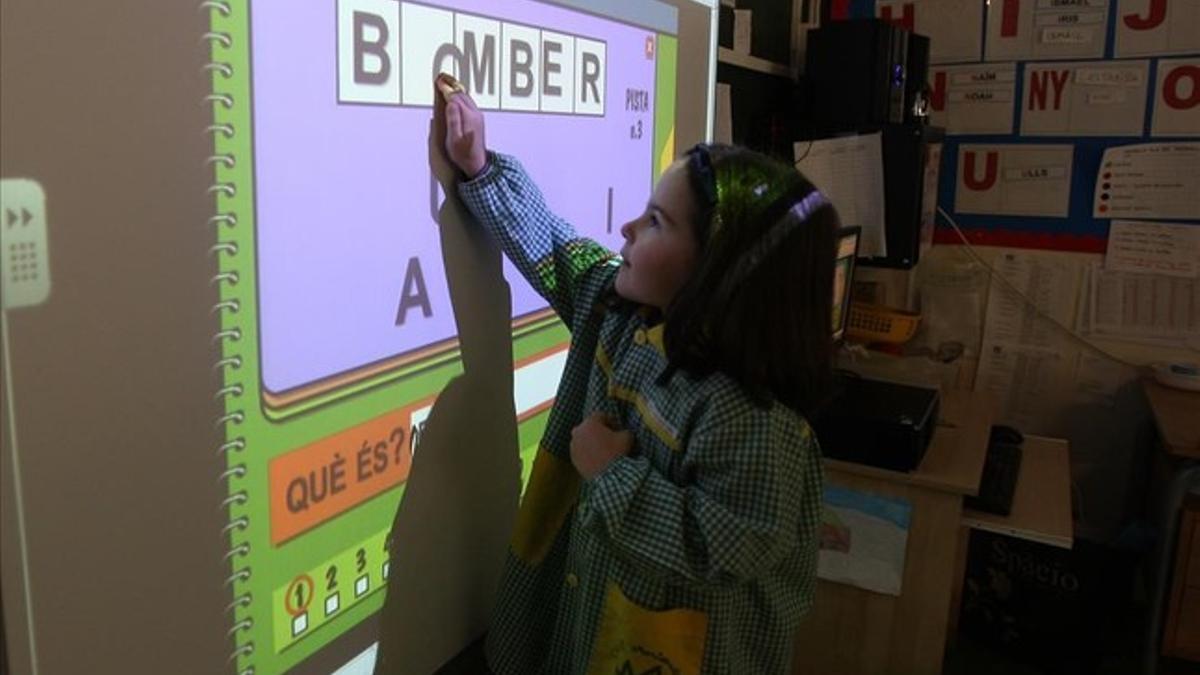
355;12;390;85
338;0;401;104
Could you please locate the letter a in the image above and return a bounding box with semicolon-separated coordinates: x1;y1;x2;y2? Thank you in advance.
395;257;433;326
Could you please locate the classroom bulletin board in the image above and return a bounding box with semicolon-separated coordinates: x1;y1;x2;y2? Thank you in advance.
835;0;1199;253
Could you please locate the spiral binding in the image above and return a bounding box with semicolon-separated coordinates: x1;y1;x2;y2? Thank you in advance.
204;1;254;673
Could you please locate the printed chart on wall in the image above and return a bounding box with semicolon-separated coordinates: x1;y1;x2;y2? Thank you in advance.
205;1;680;672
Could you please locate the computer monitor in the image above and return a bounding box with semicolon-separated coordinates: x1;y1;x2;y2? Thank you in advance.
832;226;861;343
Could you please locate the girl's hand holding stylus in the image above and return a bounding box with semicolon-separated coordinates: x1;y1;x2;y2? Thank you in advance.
570;413;634;480
434;73;488;179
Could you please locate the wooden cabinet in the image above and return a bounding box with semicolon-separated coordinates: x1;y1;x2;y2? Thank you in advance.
1164;498;1200;660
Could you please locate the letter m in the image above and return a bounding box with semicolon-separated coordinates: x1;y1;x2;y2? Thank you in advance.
462;31;497;96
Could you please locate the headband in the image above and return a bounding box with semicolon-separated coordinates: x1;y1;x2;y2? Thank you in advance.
723;189;831;286
685;143;831;284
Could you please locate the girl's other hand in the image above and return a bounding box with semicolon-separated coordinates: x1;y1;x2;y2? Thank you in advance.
433;73;488;179
570;413;634;480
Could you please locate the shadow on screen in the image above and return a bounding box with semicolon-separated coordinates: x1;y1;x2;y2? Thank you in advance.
372;122;522;675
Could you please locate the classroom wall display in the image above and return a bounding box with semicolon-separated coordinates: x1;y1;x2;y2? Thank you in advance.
205;0;700;672
838;0;1199;252
1021;60;1150;136
955;144;1074;217
984;0;1110;62
1152;57;1200;136
874;0;984;64
928;63;1018;135
1114;0;1200;57
835;0;1196;548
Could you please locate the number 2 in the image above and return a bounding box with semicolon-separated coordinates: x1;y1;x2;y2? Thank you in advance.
326;565;338;591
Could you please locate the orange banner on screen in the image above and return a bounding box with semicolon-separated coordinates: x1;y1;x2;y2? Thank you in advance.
269;400;432;544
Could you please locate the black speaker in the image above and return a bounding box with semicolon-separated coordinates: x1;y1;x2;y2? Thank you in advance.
860;123;944;269
905;33;931;124
805;19;909;130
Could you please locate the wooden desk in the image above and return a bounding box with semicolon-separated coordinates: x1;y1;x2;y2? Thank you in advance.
962;435;1073;550
794;390;994;675
948;437;1074;641
794;393;1075;675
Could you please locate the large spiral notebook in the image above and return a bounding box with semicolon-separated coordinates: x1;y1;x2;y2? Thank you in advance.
204;0;679;671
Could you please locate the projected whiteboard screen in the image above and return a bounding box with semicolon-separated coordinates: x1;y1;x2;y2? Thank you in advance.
255;0;672;403
207;0;713;673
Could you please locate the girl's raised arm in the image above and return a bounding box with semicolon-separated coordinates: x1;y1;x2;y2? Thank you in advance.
436;76;618;327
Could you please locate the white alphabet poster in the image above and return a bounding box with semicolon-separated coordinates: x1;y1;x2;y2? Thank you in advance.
956;145;1075;217
1152;57;1200;137
875;0;983;64
928;63;1017;135
986;0;1110;62
1114;0;1200;57
1021;60;1149;136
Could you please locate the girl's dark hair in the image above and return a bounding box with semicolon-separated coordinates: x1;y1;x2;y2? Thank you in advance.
663;144;840;416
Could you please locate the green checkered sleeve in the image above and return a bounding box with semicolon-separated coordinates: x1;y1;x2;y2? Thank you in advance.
457;152;617;327
583;406;821;586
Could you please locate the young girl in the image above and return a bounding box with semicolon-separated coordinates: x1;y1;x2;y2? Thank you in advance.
435;74;837;675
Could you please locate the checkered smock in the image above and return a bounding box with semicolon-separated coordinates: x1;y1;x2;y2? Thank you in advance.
458;153;824;675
